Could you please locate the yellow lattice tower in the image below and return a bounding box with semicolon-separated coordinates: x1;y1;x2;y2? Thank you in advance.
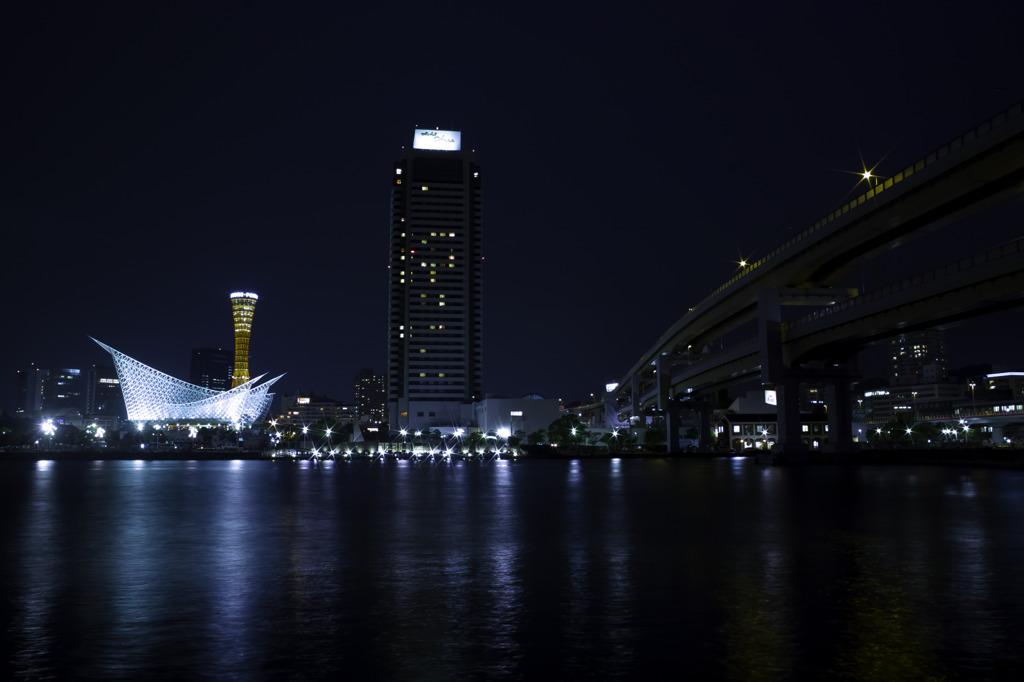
230;292;259;388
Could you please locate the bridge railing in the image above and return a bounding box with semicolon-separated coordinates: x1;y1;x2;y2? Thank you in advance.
784;238;1024;332
684;101;1024;320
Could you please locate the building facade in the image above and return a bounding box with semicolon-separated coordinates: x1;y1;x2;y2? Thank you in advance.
275;394;357;429
85;364;123;418
190;348;231;392
354;368;387;429
891;330;949;386
388;129;483;430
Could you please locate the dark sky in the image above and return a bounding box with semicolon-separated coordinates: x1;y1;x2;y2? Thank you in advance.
2;1;1023;411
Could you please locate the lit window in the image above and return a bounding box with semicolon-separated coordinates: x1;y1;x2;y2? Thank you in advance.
421;186;429;191
419;349;426;353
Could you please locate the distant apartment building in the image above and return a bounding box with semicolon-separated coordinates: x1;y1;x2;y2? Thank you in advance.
891;330;949;386
276;394;357;429
190;347;231;391
14;365;46;415
354;368;387;429
85;364;123;419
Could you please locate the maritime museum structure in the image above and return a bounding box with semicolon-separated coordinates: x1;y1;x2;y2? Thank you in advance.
91;291;279;425
93;339;280;424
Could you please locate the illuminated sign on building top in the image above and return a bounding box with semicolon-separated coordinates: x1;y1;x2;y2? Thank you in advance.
413;129;461;151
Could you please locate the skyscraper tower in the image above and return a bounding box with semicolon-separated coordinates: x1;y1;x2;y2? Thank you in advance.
388;129;483;429
230;291;259;388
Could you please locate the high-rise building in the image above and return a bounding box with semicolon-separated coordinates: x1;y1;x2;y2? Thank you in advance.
41;368;83;414
230;292;259;388
190;348;231;391
354;368;387;429
14;365;46;415
891;330;949;386
85;364;122;417
388;129;483;429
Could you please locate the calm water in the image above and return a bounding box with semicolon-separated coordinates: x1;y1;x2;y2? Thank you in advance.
2;457;1023;680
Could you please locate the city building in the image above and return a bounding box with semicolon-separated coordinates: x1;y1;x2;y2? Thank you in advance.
190;348;231;391
474;396;562;438
388;129;483;430
39;368;83;414
230;291;259;388
85;364;123;418
14;365;46;415
354;368;387;429
984;371;1024;400
714;391;830;451
93;338;281;424
891;330;949;386
275;394;357;429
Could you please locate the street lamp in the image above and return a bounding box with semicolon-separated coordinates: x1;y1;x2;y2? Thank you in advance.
969;381;977;414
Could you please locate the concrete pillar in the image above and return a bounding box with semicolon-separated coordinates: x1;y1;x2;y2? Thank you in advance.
631;374;642;428
665;402;681;454
774;378;809;459
696;397;714;450
656;354;680;454
823;376;858;457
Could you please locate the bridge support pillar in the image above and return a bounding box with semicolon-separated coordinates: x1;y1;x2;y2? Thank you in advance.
773;379;809;461
656;354;681;454
631;374;642;431
823;376;859;458
992;425;1006;445
696;397;713;450
665;401;681;454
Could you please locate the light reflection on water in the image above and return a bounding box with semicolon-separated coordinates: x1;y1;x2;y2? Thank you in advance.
1;459;1023;679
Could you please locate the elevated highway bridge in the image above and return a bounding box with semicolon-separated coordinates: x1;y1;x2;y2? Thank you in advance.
610;102;1024;459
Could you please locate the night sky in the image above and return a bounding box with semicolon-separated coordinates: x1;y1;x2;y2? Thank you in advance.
3;1;1023;412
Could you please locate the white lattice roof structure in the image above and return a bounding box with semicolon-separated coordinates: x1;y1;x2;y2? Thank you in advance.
93;338;282;424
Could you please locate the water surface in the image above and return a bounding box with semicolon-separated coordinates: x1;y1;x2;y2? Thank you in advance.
2;458;1022;679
